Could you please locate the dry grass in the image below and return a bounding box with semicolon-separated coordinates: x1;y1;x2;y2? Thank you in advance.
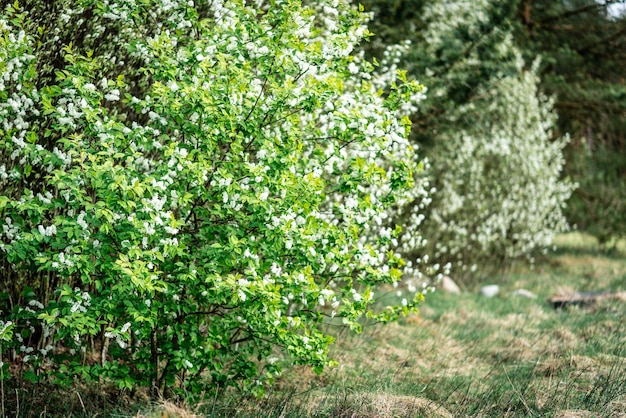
256;234;626;417
309;392;454;418
134;400;203;418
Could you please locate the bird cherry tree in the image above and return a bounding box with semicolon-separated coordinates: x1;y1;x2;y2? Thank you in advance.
0;0;429;396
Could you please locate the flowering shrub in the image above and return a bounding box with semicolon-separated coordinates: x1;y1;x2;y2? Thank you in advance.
425;60;575;272
414;0;575;274
362;0;575;278
0;0;428;395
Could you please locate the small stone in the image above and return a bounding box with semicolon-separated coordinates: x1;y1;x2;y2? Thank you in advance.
440;276;461;294
511;289;537;299
480;284;499;298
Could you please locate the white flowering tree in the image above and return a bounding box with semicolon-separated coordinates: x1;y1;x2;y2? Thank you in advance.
0;0;428;396
426;60;574;271
362;0;575;278
415;0;574;274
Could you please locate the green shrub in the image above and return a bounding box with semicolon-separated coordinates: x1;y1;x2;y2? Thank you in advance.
0;0;427;396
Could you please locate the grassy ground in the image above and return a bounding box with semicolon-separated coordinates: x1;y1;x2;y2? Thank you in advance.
6;233;626;417
196;233;626;418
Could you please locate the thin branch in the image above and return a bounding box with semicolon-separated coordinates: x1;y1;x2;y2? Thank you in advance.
536;0;624;26
576;26;626;54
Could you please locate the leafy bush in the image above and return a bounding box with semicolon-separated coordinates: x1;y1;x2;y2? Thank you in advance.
0;0;428;396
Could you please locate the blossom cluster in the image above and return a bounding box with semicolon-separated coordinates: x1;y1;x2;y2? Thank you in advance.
404;0;574;275
0;0;430;394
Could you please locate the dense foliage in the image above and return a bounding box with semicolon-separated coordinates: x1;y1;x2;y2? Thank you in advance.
363;0;626;258
361;0;574;277
515;0;626;246
422;61;573;272
0;0;429;396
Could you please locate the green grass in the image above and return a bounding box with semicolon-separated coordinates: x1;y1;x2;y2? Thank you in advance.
200;233;626;418
5;233;626;417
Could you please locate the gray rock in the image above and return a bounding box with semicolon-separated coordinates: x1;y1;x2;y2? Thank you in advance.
480;284;499;298
440;275;461;294
511;289;538;299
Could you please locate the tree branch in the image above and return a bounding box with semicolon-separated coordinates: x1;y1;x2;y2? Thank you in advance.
538;0;625;26
576;26;626;54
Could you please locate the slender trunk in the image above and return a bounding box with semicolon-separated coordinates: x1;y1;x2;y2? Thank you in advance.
100;335;110;367
150;328;159;399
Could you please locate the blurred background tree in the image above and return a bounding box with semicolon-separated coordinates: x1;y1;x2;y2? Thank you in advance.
359;0;625;280
359;0;574;281
515;0;626;248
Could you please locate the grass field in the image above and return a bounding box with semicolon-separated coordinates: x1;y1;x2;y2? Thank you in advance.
6;234;626;417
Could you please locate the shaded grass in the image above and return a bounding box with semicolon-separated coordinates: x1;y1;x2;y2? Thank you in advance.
551;231;626;253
